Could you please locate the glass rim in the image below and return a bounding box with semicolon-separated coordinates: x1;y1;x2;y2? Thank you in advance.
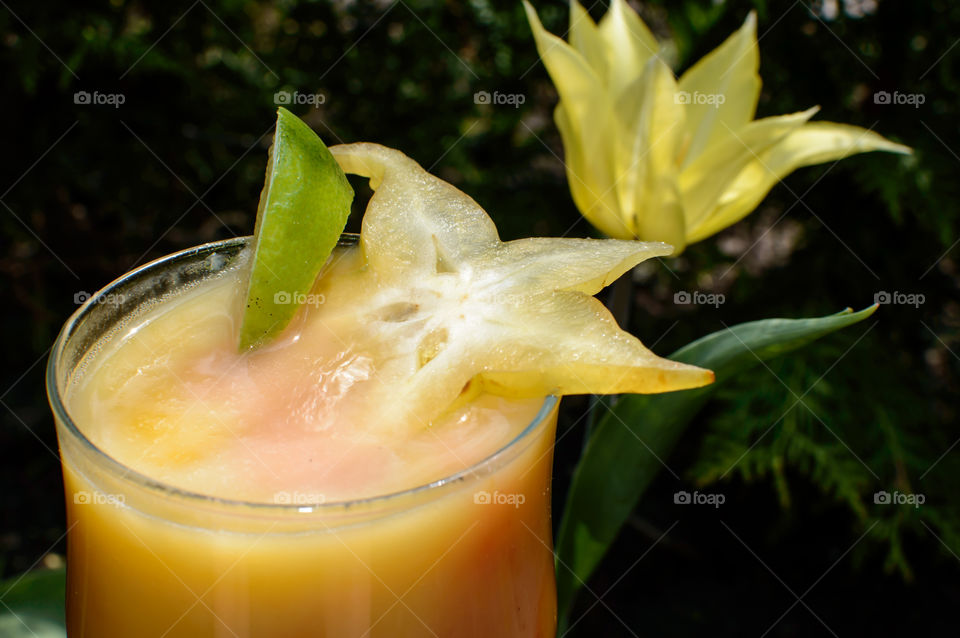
47;235;558;514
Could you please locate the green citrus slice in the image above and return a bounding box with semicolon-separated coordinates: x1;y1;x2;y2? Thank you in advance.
323;143;714;429
238;107;353;351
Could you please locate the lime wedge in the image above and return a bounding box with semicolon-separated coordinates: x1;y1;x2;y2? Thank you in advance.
238;107;353;351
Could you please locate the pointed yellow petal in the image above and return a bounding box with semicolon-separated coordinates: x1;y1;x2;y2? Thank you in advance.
677;11;761;167
615;57;687;252
523;2;624;238
569;0;608;81
766;121;912;164
686;122;912;242
555;103;629;238
473;291;714;397
679;108;817;233
598;0;660;100
480;237;673;296
330;143;499;282
524;0;605;114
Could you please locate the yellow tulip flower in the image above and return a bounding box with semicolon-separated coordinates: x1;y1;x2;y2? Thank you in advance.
523;0;911;253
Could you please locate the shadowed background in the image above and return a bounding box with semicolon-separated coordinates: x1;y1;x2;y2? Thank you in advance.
1;0;958;634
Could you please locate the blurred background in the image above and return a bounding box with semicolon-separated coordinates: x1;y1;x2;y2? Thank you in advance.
1;0;958;634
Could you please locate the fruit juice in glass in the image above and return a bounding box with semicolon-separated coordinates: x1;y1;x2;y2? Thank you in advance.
48;237;560;637
48;125;712;637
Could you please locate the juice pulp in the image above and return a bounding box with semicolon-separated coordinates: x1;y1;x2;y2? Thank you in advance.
57;243;558;637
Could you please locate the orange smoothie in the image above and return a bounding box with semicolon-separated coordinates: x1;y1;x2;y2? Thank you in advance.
53;240;559;638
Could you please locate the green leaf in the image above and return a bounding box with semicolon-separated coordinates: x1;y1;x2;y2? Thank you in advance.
555;305;878;627
0;568;66;637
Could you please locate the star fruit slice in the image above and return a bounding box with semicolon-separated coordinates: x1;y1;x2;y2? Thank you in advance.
327;143;714;427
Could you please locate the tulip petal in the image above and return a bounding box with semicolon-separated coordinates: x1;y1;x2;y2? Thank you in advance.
616;57;687;251
679;108;817;233
523;0;604;120
598;0;660;101
686;122;912;242
677;11;761;168
555;104;631;238
569;0;608;82
525;1;626;238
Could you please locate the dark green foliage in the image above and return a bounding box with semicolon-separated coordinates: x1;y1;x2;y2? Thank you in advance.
692;332;960;582
556;307;878;627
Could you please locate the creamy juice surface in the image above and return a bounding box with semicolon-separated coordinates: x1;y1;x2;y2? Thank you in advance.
68;246;543;504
